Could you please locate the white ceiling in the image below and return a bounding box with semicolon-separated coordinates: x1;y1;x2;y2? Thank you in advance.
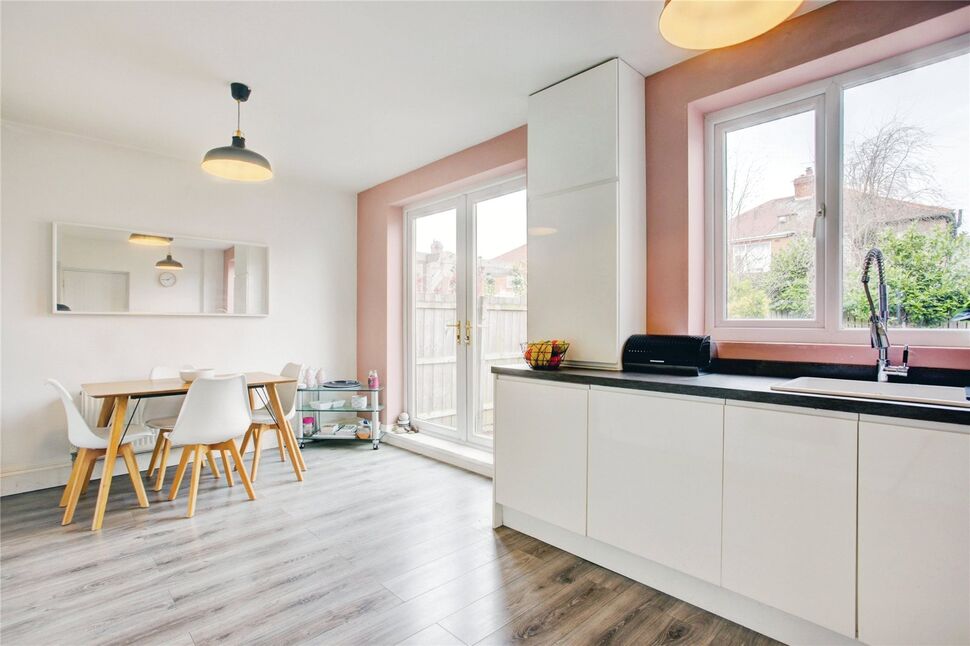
1;1;826;193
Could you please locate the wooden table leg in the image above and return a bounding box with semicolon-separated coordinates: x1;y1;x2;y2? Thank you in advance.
283;404;306;471
92;395;127;531
96;397;116;428
121;444;149;509
266;384;303;481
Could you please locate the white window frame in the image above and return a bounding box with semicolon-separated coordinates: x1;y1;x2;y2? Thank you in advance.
705;34;970;347
713;94;826;329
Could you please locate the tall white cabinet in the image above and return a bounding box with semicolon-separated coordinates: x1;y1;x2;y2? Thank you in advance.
527;59;646;370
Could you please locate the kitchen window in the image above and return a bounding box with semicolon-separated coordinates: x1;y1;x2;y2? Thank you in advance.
707;36;970;346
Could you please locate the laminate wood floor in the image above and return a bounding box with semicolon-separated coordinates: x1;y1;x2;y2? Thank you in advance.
1;444;782;646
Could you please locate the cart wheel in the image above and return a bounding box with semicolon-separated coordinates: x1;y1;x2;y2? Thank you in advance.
372;443;379;450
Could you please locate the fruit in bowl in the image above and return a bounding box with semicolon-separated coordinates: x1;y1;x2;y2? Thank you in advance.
522;340;570;370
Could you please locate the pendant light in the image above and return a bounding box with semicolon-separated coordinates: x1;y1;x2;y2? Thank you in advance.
129;233;173;246
155;245;183;270
201;82;273;182
659;0;803;50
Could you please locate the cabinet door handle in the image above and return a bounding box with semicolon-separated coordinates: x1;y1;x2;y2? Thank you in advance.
445;321;461;344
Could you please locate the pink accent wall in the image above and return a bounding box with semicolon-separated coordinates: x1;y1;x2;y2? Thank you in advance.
645;0;969;334
644;0;970;367
357;127;527;424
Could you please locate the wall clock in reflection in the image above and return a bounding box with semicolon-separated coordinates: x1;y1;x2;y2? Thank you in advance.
158;272;177;288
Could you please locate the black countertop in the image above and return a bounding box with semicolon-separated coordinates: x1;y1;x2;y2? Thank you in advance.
492;365;970;427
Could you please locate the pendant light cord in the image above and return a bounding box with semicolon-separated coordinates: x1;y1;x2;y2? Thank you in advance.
236;100;241;135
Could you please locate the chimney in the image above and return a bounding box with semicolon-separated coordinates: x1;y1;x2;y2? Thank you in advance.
793;167;814;200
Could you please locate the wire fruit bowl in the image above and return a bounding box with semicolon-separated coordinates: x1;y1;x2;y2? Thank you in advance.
522;340;570;370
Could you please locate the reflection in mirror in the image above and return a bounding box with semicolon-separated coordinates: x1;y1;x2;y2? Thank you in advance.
53;223;268;316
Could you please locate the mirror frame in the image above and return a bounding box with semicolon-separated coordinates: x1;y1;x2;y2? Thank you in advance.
51;222;270;317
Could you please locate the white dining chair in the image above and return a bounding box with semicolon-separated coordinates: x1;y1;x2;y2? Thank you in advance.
144;365;221;491
48;379;152;526
240;362;304;481
166;374;255;517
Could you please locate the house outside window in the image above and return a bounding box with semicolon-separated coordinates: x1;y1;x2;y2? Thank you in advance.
706;36;970;346
732;241;772;275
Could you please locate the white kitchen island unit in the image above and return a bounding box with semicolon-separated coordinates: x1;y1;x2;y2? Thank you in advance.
491;369;970;646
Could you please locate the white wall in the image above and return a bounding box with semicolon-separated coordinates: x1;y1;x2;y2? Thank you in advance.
0;121;358;494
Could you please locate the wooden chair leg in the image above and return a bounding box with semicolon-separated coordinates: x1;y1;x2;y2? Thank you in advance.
227;440;256;501
221;449;233;487
236;424;258;472
154;437;171;492
239;424;255;457
121;444;149;509
205;450;221;478
62;449;91;525
276;426;287;462
251;427;264;482
146;434;164;478
60;452;84;507
80;456;98;497
186;446;204;518
167;445;192;501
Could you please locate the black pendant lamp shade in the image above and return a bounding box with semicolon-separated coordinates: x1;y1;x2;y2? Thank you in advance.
155;251;183;270
202;82;273;182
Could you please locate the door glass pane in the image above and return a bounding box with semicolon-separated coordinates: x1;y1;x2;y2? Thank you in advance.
474;189;527;442
842;53;970;330
724;109;817;320
412;208;458;433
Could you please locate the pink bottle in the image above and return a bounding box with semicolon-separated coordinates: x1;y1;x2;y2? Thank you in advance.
367;370;379;389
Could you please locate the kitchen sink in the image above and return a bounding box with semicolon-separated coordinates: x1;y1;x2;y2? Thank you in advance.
771;377;970;409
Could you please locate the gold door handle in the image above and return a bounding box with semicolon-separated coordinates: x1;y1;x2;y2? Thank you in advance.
445;321;461;344
464;320;472;345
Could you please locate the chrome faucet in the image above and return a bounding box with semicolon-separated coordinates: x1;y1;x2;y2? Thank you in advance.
861;248;909;382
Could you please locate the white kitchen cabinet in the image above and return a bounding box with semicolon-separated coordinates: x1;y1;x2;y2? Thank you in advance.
526;58;644;370
527;60;618;198
858;418;970;646
722;403;857;637
493;376;589;535
528;183;618;366
587;387;724;584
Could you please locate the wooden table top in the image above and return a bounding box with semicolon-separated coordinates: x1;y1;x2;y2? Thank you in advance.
82;372;296;399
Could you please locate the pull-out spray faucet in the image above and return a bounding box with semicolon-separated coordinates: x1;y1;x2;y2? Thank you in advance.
861;248;909;382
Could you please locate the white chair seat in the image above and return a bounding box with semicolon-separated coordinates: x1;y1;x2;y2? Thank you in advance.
251;408;296;425
79;425;154;450
145;416;178;431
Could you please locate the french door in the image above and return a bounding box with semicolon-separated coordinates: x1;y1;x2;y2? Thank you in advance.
406;176;527;447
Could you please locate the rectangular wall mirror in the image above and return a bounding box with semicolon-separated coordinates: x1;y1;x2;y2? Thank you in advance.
53;223;269;316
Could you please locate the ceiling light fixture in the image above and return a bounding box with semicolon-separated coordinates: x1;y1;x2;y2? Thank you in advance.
201;82;273;182
659;0;803;50
155;246;183;271
129;233;174;246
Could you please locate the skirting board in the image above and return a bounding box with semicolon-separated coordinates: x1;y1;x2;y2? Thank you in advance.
0;436;275;497
498;505;858;646
382;431;493;478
